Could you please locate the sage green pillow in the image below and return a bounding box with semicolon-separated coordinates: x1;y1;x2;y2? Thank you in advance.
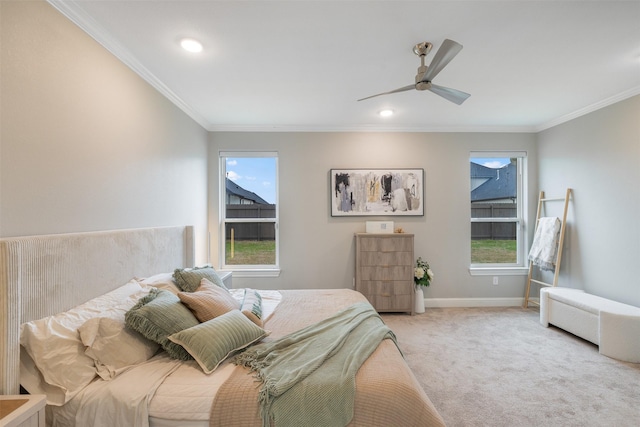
173;266;228;292
168;309;268;374
125;288;199;360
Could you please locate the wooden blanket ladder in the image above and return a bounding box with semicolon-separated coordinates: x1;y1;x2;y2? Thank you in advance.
523;188;571;308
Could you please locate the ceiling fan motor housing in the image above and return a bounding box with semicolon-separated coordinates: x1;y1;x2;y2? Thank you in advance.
415;64;431;90
414;42;432;90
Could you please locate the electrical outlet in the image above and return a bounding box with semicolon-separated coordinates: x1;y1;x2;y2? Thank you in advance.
493;276;499;285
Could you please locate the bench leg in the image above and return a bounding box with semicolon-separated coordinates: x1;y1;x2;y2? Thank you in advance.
539;288;549;327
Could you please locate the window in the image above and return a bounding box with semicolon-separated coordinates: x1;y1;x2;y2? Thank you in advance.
470;152;528;274
220;152;279;276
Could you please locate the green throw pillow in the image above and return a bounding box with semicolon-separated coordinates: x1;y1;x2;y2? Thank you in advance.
173;266;228;292
125;288;199;360
168;309;268;374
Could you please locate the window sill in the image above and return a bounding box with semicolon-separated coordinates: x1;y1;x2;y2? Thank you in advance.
469;267;529;276
222;268;281;278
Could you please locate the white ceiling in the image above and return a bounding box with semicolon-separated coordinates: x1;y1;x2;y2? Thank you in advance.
51;0;640;132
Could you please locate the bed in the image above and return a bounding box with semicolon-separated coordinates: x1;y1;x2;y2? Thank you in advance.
0;226;445;426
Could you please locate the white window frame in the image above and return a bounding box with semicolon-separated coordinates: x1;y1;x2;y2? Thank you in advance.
469;151;529;276
219;151;280;277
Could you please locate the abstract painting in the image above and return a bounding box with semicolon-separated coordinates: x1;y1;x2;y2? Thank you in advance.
330;169;424;216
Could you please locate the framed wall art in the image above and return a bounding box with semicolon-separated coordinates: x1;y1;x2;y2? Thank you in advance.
330;168;424;216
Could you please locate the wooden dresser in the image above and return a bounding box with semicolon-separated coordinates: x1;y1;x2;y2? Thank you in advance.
355;233;414;315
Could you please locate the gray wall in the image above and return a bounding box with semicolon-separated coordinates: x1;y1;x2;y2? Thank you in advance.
3;1;637;306
209;132;538;302
537;95;640;306
0;1;209;263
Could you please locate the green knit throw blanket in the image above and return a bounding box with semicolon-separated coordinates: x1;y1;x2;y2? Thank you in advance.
234;302;398;427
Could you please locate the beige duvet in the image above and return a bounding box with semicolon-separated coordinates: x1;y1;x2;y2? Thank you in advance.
210;289;446;427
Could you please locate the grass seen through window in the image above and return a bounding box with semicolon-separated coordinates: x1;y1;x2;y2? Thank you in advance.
471;239;517;264
225;240;276;265
229;240;516;265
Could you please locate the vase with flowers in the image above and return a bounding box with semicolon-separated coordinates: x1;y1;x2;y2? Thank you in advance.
413;257;433;313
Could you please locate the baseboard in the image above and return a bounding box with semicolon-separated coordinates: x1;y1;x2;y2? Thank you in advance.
423;297;540;308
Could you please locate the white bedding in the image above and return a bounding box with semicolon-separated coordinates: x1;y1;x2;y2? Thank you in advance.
50;353;181;427
44;289;282;427
149;361;236;426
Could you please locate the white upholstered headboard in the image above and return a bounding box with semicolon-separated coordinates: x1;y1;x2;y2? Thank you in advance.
0;225;194;394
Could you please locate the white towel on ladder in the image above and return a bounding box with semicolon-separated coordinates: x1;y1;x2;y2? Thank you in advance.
528;217;561;271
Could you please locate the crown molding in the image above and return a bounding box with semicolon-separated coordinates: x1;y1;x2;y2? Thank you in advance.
535;86;640;132
47;0;212;130
208;124;538;133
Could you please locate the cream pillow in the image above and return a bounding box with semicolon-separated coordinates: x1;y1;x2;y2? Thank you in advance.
79;316;160;380
136;272;181;295
20;279;145;405
178;278;240;322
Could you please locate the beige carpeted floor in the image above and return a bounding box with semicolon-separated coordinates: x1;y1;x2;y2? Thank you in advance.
381;307;640;427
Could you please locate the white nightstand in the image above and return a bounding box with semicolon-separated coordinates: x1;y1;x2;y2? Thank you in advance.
0;395;45;427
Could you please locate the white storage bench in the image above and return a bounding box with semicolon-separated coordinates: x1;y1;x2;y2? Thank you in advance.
540;287;640;363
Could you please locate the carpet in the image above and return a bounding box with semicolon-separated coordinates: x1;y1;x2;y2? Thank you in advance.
381;307;640;427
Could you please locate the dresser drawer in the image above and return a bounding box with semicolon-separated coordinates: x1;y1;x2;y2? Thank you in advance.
358;251;413;267
358;236;413;252
369;293;413;312
358;281;413;312
359;265;413;281
358;280;413;296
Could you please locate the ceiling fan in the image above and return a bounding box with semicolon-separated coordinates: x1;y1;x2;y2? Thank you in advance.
358;39;470;105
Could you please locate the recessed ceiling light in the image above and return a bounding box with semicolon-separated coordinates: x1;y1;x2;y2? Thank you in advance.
379;109;394;117
180;38;203;53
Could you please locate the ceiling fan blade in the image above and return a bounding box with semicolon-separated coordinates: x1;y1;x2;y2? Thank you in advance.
421;39;463;83
428;84;471;105
357;84;415;101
